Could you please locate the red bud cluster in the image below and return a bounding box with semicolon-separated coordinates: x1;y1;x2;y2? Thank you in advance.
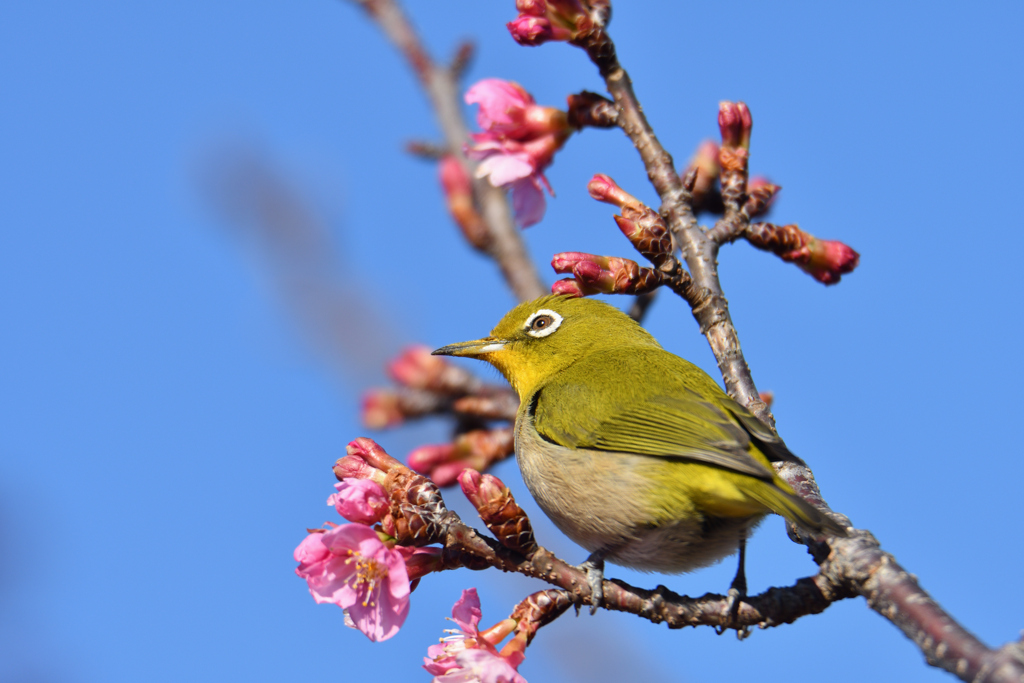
551;252;664;297
587;174;674;270
506;0;603;47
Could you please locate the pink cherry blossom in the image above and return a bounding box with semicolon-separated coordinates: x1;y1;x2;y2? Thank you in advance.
328;478;388;524
294;524;410;642
464;79;571;228
432;649;528;683
424;588;488;675
465;79;534;135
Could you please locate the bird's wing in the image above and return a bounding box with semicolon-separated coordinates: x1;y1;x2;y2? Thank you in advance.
532;353;778;482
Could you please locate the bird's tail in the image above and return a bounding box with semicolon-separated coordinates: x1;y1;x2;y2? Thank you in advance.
747;480;849;537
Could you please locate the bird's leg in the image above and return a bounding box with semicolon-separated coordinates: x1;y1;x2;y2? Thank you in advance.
717;532;751;638
577;549;608;615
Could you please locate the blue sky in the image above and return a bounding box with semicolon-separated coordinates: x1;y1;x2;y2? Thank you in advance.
2;2;1022;682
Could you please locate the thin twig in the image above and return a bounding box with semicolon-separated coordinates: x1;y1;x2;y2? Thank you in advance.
348;0;546;302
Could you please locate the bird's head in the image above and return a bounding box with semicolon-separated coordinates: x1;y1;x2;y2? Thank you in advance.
433;294;661;399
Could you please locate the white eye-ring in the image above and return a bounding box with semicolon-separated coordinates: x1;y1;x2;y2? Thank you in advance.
524;309;563;338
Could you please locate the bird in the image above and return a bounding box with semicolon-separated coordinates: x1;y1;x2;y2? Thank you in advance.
433;294;846;612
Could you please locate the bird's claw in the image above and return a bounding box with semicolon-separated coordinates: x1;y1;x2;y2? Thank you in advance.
576;554;605;615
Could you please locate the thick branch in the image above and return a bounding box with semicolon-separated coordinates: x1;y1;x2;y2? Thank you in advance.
348;0;545;302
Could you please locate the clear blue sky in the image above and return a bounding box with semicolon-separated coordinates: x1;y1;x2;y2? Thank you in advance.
2;2;1022;682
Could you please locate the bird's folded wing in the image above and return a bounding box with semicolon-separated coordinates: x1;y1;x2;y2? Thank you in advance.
534;385;776;482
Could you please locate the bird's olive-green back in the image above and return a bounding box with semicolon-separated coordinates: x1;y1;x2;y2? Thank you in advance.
483;295;845;535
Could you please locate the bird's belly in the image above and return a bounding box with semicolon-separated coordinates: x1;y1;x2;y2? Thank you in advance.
514;415;762;573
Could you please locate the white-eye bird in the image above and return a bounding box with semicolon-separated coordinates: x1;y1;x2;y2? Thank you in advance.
433;294;846;610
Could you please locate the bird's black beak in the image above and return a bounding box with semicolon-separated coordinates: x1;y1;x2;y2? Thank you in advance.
431;338;508;358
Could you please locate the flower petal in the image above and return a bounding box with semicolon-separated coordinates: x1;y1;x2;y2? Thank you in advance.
510;178;546;228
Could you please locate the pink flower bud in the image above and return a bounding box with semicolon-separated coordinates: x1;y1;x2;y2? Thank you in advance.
361;389;404;429
329;478;389;524
587;173;636;208
407;443;456;474
388;345;447;390
551;278;585;297
440;156;489;249
333;452;382;482
506;0;588;46
743;178;780;218
346;437;403;473
793;238;860;285
458;470;509;510
507;15;558;45
719;101;752;150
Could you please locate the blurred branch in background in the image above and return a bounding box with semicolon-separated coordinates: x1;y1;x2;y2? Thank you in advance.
199;147;400;387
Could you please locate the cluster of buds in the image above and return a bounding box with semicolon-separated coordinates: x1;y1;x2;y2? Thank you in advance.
295;438;448;642
587;174;675;271
361;345;487;429
551;252;663;297
746;222;860;285
362;345;519;484
438;156;489;250
683;140;777;219
552;173;683;298
465;78;575;227
409;427;515;487
506;0;608;47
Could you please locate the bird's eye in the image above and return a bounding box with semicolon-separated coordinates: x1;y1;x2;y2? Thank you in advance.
524;309;563;338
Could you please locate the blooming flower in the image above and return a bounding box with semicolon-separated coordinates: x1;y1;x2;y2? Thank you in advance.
464;79;572;228
328;478;389;524
294;524;410;642
433;649;528;683
424;589;525;683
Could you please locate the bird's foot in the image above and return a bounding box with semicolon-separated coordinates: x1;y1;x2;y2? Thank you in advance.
716;543;751;639
576;552;606;615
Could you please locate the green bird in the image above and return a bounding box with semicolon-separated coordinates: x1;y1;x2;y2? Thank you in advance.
433;294;846;611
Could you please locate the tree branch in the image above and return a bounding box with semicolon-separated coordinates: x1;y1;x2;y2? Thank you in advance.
579;30;774;428
347;0;546;302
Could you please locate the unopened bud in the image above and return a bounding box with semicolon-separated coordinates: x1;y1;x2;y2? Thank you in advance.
388;345;447;390
552;278;585;297
718;101;752;150
458;470;535;555
439;156;489;250
743;178;780;219
458;469;508;510
566;91;617;129
551;252;663;296
793;238;860;285
587;173;636;208
333;452;384;483
346;437;403;473
759;390;774;408
407;443;456;474
329;478;389;524
361;389;404;429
